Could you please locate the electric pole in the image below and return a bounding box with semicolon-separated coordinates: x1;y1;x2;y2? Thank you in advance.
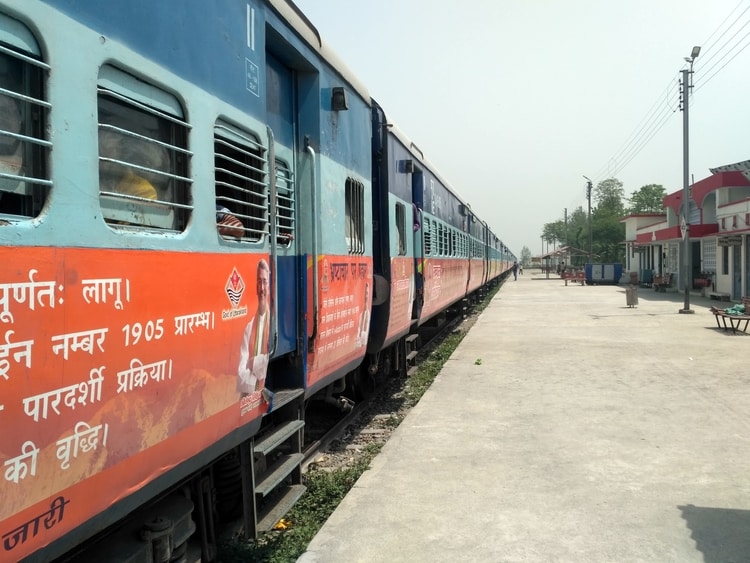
584;176;593;264
679;46;700;314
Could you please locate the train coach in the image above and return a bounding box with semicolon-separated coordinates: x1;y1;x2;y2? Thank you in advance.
364;102;514;386
0;0;514;561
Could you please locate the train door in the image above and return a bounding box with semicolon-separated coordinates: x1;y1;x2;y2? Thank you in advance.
265;53;299;358
411;170;424;320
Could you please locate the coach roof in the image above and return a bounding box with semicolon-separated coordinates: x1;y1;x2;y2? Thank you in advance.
269;0;370;106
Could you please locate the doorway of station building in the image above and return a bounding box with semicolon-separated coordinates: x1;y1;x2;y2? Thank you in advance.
691;241;701;289
733;244;742;299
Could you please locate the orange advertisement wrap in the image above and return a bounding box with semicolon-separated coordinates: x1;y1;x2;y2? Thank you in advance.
0;248;270;560
386;256;414;342
306;255;372;388
467;257;485;294
420;258;469;320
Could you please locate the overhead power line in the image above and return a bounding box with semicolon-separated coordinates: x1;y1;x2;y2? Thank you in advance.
589;0;750;187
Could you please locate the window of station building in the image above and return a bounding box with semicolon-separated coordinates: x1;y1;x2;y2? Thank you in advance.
345;177;364;254
702;239;716;273
395;202;406;256
0;27;51;223
98;69;190;232
214;124;268;242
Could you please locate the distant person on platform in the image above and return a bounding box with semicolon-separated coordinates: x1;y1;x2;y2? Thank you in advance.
519;263;523;275
512;261;518;281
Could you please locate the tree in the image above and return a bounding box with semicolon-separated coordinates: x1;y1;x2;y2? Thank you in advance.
594;178;625;216
591;178;625;263
520;246;531;266
627;184;666;214
540;176;629;266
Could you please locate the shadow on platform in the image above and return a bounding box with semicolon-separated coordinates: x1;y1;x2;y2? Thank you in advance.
678;504;750;563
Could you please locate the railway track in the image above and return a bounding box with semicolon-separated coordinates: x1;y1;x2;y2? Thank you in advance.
301;299;474;471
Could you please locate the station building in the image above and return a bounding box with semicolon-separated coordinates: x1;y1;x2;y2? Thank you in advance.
622;160;750;300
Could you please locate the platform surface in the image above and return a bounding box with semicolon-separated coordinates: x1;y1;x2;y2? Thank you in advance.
299;274;750;563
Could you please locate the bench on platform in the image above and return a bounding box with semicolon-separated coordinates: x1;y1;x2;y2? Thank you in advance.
561;270;585;286
709;292;731;301
710;297;750;334
654;273;674;293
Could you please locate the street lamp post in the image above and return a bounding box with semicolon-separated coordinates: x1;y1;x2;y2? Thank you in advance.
679;46;700;315
583;176;593;265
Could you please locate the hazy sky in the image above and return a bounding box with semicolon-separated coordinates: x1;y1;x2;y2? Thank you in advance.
293;0;750;256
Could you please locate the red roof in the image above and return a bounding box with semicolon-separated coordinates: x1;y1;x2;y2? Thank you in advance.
636;222;718;244
662;171;750;215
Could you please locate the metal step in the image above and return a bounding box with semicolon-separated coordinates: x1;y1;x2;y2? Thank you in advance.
406;366;418;377
267;388;304;413
254;420;305;457
406;350;418;362
256;484;307;532
405;334;419;344
255;453;304;497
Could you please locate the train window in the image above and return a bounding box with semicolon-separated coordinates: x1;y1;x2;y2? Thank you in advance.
395;202;406;256
451;230;456;257
98;72;191;232
214;124;268;242
423;218;432;256
274;160;295;245
345;177;364;255
0;36;51;222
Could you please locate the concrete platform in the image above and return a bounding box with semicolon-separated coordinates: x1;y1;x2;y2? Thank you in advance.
298;274;750;563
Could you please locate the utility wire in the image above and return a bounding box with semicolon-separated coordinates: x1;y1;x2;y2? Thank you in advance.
589;0;750;189
591;77;678;182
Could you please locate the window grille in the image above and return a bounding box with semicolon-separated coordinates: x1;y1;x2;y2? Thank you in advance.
345;177;364;254
274;160;295;245
0;43;51;221
395;202;406;256
423;218;432;255
702;239;716;272
214;125;268;241
98;88;191;231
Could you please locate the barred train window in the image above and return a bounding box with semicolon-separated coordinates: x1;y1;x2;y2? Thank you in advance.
423;218;432;255
0;37;51;221
274;160;295;246
345;177;364;254
214;124;268;242
98;83;190;231
395;202;406;256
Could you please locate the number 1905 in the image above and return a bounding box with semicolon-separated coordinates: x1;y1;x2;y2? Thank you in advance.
122;319;165;347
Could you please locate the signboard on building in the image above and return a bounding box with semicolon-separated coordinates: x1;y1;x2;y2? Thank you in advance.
718;235;742;246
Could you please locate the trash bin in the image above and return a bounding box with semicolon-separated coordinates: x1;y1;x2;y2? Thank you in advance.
629;272;638;286
626;286;638;308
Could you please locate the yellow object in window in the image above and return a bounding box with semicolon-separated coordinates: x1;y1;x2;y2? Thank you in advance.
116;170;157;200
